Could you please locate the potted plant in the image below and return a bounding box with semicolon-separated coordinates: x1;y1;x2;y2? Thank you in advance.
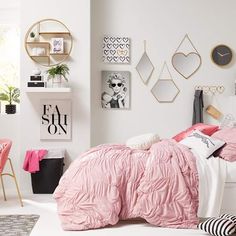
29;31;36;42
46;64;69;88
0;85;20;114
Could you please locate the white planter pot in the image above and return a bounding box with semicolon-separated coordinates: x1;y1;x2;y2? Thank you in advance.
29;37;36;42
48;75;68;88
52;75;62;88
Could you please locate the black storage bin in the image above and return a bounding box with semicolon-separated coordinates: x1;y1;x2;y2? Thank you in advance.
31;158;64;194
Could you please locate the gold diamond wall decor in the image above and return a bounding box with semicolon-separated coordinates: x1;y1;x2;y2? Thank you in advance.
136;40;154;84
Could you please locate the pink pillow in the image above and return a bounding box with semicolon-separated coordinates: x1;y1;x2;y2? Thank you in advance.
0;143;7;153
173;123;219;142
212;127;236;162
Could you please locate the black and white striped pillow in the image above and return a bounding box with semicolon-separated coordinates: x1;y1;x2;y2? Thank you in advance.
198;217;236;236
220;214;236;225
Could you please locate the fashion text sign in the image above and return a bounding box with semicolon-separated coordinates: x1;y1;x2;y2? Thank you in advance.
40;100;71;140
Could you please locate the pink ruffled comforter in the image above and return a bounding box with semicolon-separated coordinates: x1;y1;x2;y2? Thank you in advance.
53;140;199;230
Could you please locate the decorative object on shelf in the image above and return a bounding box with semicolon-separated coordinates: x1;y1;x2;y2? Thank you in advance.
195;85;225;95
27;82;46;88
172;34;201;79
27;68;45;87
40;99;71;140
136;40;154;84
102;36;130;64
101;71;130;109
31;47;46;56
29;75;43;81
46;64;69;88
151;62;180;103
0;85;20;114
25;19;73;67
211;44;233;66
32;68;41;76
51;38;64;54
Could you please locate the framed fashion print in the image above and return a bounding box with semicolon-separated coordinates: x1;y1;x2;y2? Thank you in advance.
40;99;71;140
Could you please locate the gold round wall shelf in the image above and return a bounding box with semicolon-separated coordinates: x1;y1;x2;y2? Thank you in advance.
25;19;73;67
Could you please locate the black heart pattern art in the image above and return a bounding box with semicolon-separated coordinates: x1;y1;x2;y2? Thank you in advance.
103;36;130;64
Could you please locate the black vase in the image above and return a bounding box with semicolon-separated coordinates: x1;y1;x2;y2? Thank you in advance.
5;104;16;114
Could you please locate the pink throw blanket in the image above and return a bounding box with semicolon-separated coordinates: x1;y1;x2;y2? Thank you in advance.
23;149;48;173
54;140;199;230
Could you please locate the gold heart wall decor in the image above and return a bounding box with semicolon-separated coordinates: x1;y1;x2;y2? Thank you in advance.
172;34;202;79
172;52;201;79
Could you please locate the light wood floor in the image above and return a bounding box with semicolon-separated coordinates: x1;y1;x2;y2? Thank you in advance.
0;194;207;236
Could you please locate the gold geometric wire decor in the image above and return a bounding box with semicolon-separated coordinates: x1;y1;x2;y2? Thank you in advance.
151;61;180;103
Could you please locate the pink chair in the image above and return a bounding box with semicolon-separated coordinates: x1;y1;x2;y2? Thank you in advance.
0;139;23;206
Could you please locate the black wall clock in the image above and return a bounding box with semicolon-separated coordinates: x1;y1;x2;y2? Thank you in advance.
211;45;233;66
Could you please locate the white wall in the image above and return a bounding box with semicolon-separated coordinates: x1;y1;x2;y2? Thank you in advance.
0;0;20;24
19;0;91;192
91;0;236;146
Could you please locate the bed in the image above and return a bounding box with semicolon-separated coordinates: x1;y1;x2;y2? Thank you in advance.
221;163;236;214
225;161;236;182
53;124;236;231
193;150;226;218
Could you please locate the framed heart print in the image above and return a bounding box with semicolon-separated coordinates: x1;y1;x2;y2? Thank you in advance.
211;45;233;66
102;36;130;64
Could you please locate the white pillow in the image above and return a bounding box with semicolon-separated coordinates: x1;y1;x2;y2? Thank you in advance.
126;133;160;150
180;130;225;158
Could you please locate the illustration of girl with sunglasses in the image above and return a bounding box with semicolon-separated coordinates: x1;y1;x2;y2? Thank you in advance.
102;72;127;109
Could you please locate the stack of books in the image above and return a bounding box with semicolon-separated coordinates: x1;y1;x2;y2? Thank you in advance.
27;75;46;87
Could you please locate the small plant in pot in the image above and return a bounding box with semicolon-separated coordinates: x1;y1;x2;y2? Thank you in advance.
0;85;20;114
29;31;36;42
46;64;69;88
